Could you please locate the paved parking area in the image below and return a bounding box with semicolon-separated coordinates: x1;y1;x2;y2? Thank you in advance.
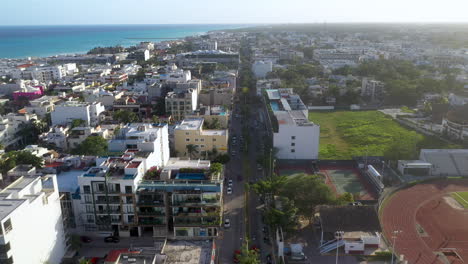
78;236;162;258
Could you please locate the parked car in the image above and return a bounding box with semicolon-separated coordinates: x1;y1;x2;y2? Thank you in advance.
104;236;119;243
227;187;233;194
80;236;92;243
228;179;233;186
224;219;231;228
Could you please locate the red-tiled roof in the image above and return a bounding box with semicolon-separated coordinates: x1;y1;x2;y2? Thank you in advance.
45;162;63;168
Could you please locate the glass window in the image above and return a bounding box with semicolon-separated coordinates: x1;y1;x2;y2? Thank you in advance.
291;136;296;140
3;219;12;234
125;186;133;194
83;185;91;194
291;143;295;146
186;138;190;142
291;149;295;153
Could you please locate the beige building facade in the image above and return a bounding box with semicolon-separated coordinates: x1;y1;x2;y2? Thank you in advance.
174;118;228;157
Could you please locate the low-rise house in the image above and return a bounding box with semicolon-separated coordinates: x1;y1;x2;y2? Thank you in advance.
12;84;44;101
68;126;110;150
24;95;58;118
40;126;69;150
174;118;228;157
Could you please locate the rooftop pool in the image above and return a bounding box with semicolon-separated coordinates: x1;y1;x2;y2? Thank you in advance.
270;101;280;111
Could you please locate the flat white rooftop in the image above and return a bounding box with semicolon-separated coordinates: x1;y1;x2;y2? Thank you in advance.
163;158;210;171
175;118;203;131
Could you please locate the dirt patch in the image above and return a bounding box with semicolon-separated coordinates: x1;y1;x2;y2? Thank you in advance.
443;196;465;210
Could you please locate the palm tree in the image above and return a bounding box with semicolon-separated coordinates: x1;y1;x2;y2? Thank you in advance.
186;144;198;159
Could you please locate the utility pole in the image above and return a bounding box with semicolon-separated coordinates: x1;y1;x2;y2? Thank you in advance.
391;230;402;264
335;231;344;264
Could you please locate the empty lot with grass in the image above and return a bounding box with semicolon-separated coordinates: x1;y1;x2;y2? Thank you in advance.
308;111;458;159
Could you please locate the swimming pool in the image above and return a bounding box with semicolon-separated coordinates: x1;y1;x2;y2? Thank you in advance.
176;173;206;180
270;101;280;111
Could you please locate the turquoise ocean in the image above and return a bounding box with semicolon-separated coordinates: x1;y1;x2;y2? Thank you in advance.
0;24;246;59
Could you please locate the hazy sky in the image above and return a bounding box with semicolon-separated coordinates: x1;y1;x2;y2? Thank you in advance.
2;0;468;25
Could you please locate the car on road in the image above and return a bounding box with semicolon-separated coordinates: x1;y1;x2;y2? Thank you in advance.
104;236;119;243
228;179;233;186
231;151;236;156
257;164;262;171
224;219;230;228
227;187;233;194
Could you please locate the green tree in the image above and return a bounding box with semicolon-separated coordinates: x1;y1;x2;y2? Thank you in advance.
113;110;139;124
335;192;354;205
384;133;418;161
237;241;260;264
279;174;335;220
71;119;86;128
250;175;287;197
72;136;108;156
210;163;223;175
213;153;230;164
264;197;299;233
186;144;198;159
0;150;44;174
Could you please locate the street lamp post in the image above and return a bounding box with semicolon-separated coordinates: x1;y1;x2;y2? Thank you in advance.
335;231;344;264
391;230;402;264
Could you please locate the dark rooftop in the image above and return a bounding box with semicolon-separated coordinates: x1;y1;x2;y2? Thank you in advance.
316;205;381;233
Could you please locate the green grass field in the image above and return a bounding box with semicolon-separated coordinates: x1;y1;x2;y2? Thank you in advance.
308;111;459;159
451;191;468;208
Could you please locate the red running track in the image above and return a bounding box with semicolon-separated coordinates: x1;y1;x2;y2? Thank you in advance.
381;179;468;264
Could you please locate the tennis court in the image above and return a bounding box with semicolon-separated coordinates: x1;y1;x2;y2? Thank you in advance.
321;167;376;200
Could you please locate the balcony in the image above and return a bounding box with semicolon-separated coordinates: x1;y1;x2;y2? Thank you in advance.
138;218;165;226
137;200;165;206
138;210;165;216
174;217;220;226
172;198;220;207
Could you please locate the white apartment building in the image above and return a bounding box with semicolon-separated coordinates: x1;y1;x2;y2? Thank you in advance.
146;64;192;83
76;151;159;236
24;96;58;118
108;123;170;167
252;60;273;78
0;175;66;264
165;89;198;120
266;89;320;160
0;112;38;148
12;64;77;83
40;126;70;150
51;101;105;127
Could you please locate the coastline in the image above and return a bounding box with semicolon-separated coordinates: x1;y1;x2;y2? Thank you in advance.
0;24;249;59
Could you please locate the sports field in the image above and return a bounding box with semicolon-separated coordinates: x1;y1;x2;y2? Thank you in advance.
451;191;468;208
381;179;468;264
308;111;459;159
321;167;376;200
